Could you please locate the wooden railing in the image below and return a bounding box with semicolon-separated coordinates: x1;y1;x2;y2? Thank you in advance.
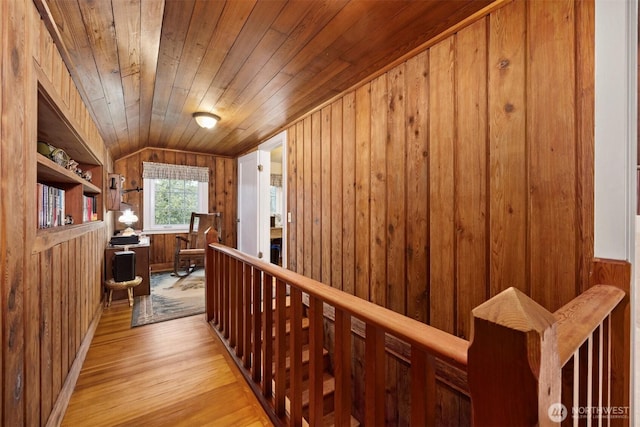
205;242;468;426
205;241;628;426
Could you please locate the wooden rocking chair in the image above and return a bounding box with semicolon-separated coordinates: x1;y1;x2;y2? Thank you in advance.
173;212;222;277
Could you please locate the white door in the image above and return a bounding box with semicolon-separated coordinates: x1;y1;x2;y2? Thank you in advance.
237;150;270;260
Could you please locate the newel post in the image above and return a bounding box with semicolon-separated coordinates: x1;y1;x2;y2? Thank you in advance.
467;287;561;426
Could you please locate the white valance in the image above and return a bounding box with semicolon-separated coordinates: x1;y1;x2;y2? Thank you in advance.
142;162;209;182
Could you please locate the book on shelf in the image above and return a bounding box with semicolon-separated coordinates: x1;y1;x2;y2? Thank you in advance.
37;183;65;229
82;194;98;222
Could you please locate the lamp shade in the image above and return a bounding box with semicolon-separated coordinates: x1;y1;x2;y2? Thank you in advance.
118;209;138;226
193;112;220;129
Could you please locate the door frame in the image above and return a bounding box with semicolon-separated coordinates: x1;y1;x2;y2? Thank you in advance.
260;131;288;268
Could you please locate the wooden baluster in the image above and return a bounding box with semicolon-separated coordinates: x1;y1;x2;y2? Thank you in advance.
242;262;251;369
216;250;223;329
603;316;611;426
213;249;220;324
573;350;580;427
588;334;594;427
597;324;604;427
365;324;385;425
235;260;244;358
262;273;273;399
205;244;214;322
204;231;216;322
251;266;262;383
467;287;561;426
578;337;590;423
334;310;352;426
274;277;286;417
221;253;229;336
227;257;235;342
411;346;436;426
289;286;303;426
308;296;324;426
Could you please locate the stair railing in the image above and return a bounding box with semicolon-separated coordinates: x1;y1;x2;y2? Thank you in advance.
205;241;468;426
205;239;628;426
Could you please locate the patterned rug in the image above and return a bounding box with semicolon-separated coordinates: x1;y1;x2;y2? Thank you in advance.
131;268;205;327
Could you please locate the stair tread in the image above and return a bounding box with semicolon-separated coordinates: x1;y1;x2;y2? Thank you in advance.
272;316;310;335
319;412;360;427
283;372;335;412
272;345;329;372
270;295;291;311
299;372;335;406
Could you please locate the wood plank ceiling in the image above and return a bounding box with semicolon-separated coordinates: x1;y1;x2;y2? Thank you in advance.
45;0;494;159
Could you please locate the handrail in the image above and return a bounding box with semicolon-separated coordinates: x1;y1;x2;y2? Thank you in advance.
207;241;629;425
553;284;625;366
206;241;469;425
208;242;469;369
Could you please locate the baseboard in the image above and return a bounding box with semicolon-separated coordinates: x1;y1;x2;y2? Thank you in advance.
45;303;103;427
150;262;173;272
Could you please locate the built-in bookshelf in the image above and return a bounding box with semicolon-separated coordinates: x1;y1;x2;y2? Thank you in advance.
36;81;102;233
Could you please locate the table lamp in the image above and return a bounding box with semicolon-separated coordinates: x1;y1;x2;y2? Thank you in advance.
118;209;138;236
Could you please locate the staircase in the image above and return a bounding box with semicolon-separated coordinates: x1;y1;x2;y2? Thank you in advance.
271;296;359;426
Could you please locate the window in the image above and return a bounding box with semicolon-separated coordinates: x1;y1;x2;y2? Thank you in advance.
142;162;209;233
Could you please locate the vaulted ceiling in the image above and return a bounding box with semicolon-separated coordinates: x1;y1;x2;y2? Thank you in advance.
44;0;494;160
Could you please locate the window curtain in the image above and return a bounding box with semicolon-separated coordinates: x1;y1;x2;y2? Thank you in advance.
142;162;209;182
270;174;283;187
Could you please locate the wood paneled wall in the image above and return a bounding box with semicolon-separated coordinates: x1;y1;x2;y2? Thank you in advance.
286;1;594;422
287;0;594;338
2;1;112;425
114;148;237;270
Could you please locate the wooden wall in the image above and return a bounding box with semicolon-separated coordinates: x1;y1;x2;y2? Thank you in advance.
1;1;112;425
114;148;237;270
286;0;594;423
287;0;593;337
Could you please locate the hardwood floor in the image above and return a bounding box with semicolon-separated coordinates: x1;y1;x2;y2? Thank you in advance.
62;302;273;427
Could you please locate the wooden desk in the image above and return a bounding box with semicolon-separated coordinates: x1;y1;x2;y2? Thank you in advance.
105;243;150;302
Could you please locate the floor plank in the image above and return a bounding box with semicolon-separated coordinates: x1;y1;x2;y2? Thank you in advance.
62;302;273;427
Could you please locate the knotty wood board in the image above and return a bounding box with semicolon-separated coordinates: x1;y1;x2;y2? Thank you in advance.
321;106;332;284
528;0;577;313
455;19;488;341
330;100;343;291
342;92;356;296
369;75;387;308
488;0;528;297
428;36;456;335
311;111;322;282
354;84;371;302
405;51;429;324
387;63;406;315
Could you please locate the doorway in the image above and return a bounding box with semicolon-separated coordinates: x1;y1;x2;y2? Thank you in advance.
261;132;287;268
236;132;287;267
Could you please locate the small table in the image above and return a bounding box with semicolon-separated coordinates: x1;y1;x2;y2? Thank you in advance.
104;276;143;307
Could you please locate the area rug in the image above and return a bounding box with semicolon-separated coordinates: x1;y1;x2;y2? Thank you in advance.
131;269;205;327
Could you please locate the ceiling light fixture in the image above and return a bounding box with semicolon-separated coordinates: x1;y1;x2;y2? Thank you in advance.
193;112;220;129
